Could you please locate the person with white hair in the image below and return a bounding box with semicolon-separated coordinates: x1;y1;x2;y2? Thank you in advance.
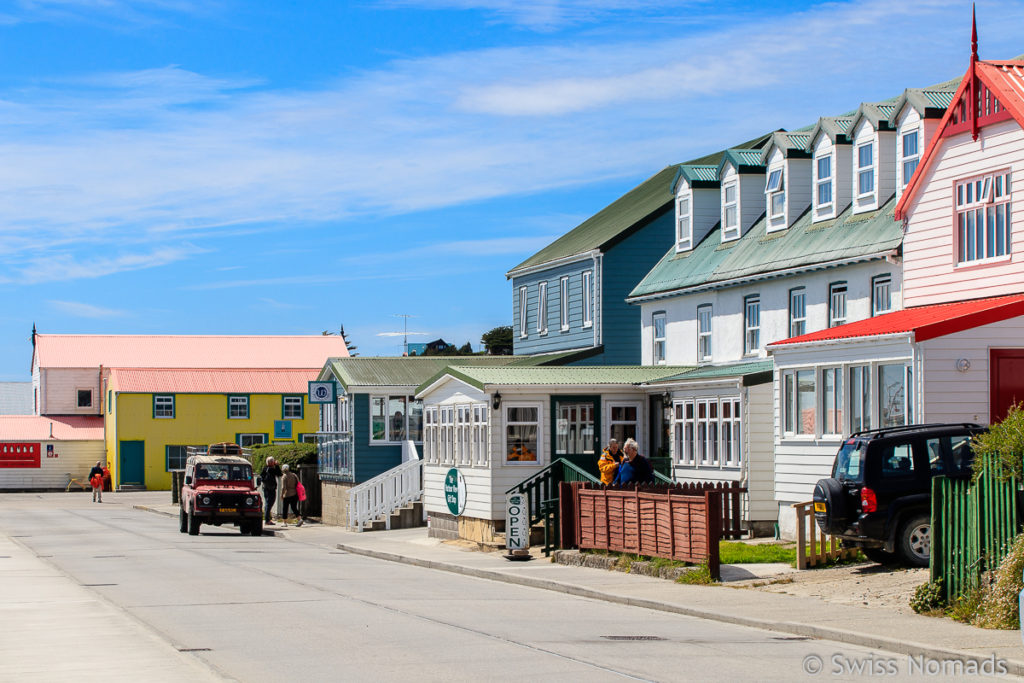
280;464;303;526
613;438;654;485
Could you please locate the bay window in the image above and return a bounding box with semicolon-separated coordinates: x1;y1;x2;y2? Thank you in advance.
674;398;740;468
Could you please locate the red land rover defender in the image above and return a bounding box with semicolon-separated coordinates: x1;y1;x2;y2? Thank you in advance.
179;443;263;536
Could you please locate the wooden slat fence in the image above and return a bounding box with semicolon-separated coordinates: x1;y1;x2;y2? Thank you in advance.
571;482;722;580
791;501;857;569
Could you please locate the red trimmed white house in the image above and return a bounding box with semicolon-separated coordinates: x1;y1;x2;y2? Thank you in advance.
768;32;1024;536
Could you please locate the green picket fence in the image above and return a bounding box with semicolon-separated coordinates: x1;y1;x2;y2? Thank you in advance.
931;457;1021;603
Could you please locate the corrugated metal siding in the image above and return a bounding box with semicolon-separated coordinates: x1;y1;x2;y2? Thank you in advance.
110;368;319;393
0;383;33;415
437;365;694;390
329;356;526;390
35;335;349;369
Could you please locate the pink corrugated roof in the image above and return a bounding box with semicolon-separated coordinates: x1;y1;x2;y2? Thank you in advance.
109;368;319;394
0;416;104;441
34;334;348;369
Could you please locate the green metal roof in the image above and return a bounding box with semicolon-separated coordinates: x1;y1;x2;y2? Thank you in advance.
719;149;766;174
673;165;720;190
628;194;903;301
763;131;811;160
418;365;694;394
325;352;573;390
643;360;774;386
507;164;681;275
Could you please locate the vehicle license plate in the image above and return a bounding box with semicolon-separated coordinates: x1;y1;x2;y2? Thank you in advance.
219;507;237;513
814;502;826;513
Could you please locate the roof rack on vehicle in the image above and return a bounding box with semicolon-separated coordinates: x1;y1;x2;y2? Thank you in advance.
846;422;983;440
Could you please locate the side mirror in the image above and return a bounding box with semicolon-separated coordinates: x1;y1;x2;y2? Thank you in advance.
184;475;192;485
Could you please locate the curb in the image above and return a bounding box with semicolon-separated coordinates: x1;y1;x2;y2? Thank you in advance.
335;541;1024;676
133;504;281;536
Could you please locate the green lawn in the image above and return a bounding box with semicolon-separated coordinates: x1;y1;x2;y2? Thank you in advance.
719;542;797;565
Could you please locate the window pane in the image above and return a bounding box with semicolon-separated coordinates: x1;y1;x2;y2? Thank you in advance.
817;181;832;206
506;424;538;462
408;400;423;441
371;397;387;441
878;364;908;427
902;131;918;157
817;155;831;180
797;370;816;435
858;143;873;168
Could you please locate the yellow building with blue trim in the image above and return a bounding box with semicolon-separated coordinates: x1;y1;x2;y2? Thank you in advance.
104;368;321;490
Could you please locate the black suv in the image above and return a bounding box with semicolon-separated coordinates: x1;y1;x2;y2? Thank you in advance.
813;423;985;566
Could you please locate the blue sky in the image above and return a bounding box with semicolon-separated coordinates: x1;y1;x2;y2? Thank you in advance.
0;0;1022;379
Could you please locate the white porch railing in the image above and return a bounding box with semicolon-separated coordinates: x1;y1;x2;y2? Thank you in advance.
317;431;354;482
348;445;422;531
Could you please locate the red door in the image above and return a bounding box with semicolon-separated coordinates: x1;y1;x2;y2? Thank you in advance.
990;350;1024;422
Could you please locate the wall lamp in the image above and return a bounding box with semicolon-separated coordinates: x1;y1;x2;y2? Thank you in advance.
662;391;672;405
492;391;502;410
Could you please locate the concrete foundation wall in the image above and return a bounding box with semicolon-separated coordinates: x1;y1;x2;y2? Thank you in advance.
428;511;504;543
321;480;356;527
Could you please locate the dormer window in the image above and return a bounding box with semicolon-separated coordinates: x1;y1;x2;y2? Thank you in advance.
901;131;919;188
676;195;691;251
722;183;739;240
816;156;832;210
766;169;784;219
857;143;874;198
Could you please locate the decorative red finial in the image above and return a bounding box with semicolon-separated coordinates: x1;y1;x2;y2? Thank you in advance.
970;4;979;141
971;4;978;63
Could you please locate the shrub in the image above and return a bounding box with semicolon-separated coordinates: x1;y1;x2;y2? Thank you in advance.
947;587;984;624
972;403;1024;482
675;562;715;585
250;443;317;473
909;579;946;614
972;533;1024;629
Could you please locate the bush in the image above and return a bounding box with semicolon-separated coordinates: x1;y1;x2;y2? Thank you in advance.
910;579;946;614
972;533;1024;629
250;443;317;473
972;403;1024;482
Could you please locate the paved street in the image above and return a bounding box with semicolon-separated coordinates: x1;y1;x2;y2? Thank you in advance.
0;492;1011;682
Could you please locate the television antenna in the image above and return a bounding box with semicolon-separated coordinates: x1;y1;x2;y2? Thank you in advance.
376;314;428;355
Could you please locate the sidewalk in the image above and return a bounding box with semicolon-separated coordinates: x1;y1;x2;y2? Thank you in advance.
0;533;223;682
133;497;1024;675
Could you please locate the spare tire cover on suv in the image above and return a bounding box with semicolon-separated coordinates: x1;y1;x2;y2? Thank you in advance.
813;478;850;536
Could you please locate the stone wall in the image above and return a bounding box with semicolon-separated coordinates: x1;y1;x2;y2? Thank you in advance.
321;480;356;527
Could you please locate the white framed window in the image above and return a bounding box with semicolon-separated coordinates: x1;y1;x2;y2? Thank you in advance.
607;403;640;447
283;395;303;419
423;407;438;463
472;405;488;467
783;369;816;436
77;388;93;408
857;142;874;198
237;433;266;448
537;281;548;334
828;282;847;328
901;130;919;188
697;400;719;465
721;399;742;468
674;401;695;466
879;363;913;428
816;155;833;211
440;406;454;464
766;168;784;220
789;287;806;337
456;405;472;465
744;295;760;355
872;275;892;316
505;404;541;465
560;276;570;331
849;365;871;433
722;183;739;240
228;395;249;419
518;286;528;338
676;194;692;251
154;394;174;419
697;304;712;361
652;312;666;364
370;395;422;443
582;270;593;328
822;367;844;436
956;171;1011;264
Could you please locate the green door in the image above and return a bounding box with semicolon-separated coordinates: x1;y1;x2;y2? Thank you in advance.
550;395;601;478
119;440;145;486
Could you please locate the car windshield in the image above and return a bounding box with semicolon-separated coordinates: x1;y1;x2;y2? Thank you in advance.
833;440;866;481
195;464;252;481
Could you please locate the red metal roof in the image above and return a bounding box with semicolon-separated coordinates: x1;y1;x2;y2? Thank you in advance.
896;58;1024;221
769;293;1024;347
33;334;348;370
109;368;319;394
0;416;104;441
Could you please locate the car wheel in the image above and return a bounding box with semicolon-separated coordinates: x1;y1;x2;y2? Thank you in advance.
187;506;201;536
250;518;263;537
861;547;897;565
897;514;930;567
179;506;188;533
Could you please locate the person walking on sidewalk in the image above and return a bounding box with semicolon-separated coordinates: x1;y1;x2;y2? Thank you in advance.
88;461;105;503
280;464;303;527
260;457;282;525
598;438;623;485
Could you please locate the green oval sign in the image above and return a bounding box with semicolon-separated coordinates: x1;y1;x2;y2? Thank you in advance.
444;468;467;516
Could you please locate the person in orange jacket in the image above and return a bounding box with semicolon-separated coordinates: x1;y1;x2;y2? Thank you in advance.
102;463;112;492
597;439;623;485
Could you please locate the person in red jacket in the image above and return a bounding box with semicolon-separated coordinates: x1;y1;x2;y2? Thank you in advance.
102;464;112;492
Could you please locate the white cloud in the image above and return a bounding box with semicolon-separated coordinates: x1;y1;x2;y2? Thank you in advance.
48;299;126;318
379;0;688;30
0;245;203;284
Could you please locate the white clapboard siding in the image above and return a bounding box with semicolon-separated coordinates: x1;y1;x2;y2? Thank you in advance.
38;368;102;416
0;439;105;489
